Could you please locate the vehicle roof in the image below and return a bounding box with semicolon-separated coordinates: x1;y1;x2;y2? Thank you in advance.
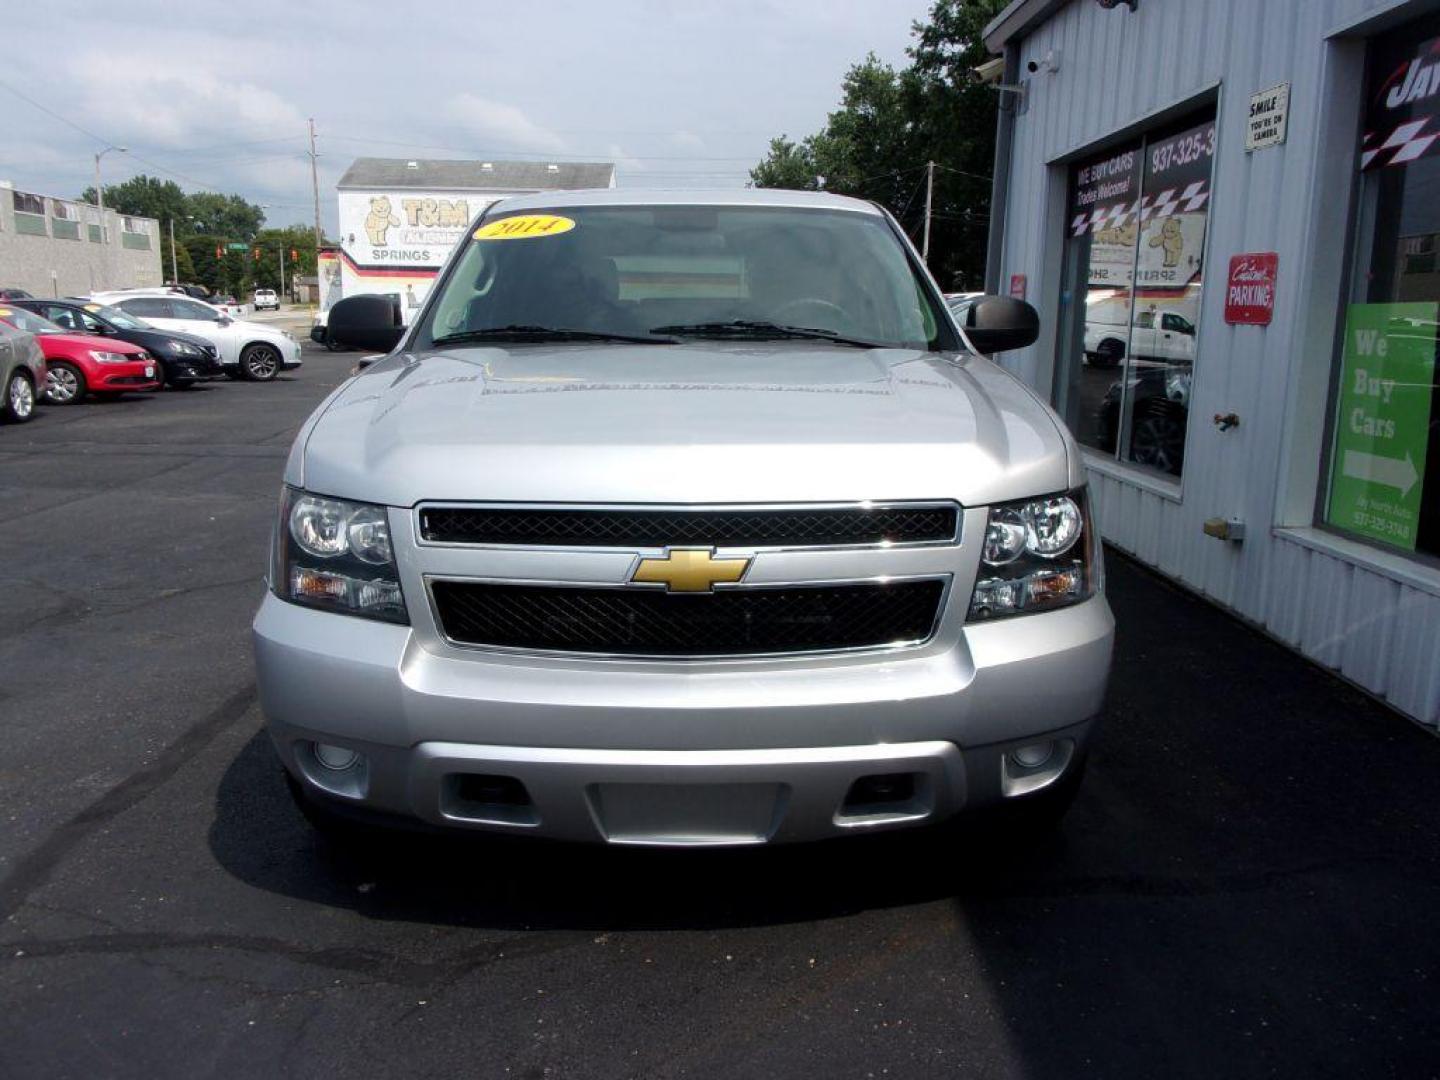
337;157;616;191
482;188;885;216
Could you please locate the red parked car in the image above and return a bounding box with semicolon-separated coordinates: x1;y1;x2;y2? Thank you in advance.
0;304;158;404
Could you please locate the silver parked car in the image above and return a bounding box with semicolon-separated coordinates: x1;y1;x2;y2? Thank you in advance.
254;190;1114;846
0;313;45;423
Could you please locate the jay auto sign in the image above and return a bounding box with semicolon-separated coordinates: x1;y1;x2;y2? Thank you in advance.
1224;252;1279;325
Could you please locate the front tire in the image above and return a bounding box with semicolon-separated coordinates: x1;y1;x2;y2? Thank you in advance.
2;371;36;422
43;361;85;405
240;343;282;381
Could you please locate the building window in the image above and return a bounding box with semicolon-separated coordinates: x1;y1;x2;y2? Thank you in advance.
121;215;151;251
1053;107;1217;481
12;190;47;237
1321;13;1440;560
50;199;80;240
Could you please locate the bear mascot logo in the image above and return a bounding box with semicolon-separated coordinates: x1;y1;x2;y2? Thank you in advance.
364;195;401;247
1148;218;1185;268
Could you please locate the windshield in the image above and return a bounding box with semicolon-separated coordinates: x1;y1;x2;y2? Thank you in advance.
418;205;954;352
0;306;61;334
88;303;149;330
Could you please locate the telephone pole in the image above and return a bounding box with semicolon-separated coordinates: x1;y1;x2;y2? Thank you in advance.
921;160;935;263
308;118;323;256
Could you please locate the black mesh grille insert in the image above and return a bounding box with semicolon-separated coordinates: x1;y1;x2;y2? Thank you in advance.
419;506;957;548
430;579;946;656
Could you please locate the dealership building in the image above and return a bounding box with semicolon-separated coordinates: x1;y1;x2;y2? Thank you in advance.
0;181;162;296
982;0;1440;729
327;158;615;319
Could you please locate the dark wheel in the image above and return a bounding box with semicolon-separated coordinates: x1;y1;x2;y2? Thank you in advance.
1092;337;1125;368
1128;402;1187;475
2;370;36;422
240;343;282;381
43;361;85;405
150;363;167;390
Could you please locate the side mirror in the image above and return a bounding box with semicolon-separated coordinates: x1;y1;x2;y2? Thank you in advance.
958;295;1040;354
327;294;404;353
216;316;233;327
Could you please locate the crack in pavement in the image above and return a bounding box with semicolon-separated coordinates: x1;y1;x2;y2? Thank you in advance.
1;928;581;988
0;684;259;923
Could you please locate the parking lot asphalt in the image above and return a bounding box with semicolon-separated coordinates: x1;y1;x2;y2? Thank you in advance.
2;345;1438;1079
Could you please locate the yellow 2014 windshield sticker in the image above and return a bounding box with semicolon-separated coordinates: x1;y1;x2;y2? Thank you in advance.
0;309;11;317
474;214;575;241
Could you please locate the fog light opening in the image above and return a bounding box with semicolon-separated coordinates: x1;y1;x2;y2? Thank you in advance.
1001;738;1076;798
1009;741;1054;770
314;743;360;772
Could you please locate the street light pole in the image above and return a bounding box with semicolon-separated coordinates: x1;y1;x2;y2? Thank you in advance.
169;217;179;283
922;160;935;263
280;242;286;301
93;145;128;290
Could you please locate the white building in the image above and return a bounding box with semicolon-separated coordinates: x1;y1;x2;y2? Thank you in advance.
0;181;162;296
982;0;1440;730
331;158;616;319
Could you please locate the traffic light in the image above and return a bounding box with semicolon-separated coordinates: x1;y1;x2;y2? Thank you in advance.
215;245;223;259
252;248;261;261
291;248;298;262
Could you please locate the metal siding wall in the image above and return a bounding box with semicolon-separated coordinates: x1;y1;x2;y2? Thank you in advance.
1000;0;1440;730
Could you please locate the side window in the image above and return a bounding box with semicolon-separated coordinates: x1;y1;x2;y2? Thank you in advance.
172;299;220;321
120;297;173;319
44;306;80;330
1161;313;1191;334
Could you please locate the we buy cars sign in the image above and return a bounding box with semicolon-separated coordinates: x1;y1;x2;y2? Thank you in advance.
1224;252;1279;325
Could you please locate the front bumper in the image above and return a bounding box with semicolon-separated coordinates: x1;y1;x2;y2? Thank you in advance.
254;586;1113;845
92;361;159;391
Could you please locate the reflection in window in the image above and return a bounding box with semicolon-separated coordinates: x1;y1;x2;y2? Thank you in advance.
1053;110;1216;480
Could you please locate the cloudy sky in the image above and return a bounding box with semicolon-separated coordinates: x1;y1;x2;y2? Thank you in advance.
0;0;934;234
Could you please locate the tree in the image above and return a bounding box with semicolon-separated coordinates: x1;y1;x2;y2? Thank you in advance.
251;225;318;295
750;0;1008;289
185;192;266;242
749;137;821;191
79;175;189;251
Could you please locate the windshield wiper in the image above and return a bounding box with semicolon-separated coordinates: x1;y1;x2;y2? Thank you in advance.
431;325;677;346
649;320;887;349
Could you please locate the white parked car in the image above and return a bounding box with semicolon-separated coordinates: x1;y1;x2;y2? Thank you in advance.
89;290;302;381
1083;306;1196;368
254;288;280;312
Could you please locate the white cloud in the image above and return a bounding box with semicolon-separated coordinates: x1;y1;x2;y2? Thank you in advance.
65;53;306;150
442;94;566;155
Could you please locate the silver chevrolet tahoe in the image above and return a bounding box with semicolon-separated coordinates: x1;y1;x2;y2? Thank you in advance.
254;189;1114;846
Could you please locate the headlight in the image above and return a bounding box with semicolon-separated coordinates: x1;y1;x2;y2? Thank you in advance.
89;350;132;364
968;489;1101;621
166;339;201;357
275;488;407;623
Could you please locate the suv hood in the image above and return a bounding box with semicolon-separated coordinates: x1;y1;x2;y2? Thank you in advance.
296;343;1072;507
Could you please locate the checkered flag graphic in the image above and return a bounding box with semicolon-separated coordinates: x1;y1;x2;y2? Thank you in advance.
1362;117;1439;170
1070;179;1209;237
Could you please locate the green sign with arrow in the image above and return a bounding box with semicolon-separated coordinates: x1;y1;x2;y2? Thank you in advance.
1325;301;1436;550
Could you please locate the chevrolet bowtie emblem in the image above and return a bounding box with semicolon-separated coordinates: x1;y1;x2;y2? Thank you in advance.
631;547;751;592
